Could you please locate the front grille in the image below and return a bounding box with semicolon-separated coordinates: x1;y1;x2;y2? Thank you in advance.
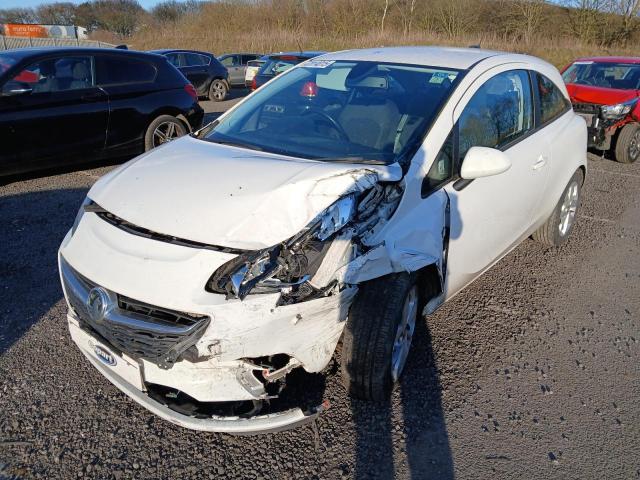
60;257;210;369
118;296;206;328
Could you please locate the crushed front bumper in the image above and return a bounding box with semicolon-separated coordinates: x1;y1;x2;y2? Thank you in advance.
69;318;323;434
58;211;355;433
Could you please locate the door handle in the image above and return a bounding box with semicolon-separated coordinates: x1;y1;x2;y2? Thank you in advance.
532;155;547;170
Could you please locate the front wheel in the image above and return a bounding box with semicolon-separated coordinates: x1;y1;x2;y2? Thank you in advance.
208;79;228;102
614;123;640;164
532;169;583;247
144;115;187;151
341;273;420;401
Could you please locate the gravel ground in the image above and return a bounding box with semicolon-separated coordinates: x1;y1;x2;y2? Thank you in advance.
0;104;639;478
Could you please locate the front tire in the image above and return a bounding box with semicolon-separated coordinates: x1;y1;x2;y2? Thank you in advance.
532;169;583;247
144;115;187;151
341;273;420;401
208;79;228;102
614;123;640;164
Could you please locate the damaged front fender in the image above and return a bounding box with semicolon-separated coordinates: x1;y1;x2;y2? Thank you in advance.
341;189;448;285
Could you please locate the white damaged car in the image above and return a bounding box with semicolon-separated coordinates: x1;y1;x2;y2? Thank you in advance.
59;47;587;433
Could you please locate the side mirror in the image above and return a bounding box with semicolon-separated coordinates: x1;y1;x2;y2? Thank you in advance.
460;146;512;180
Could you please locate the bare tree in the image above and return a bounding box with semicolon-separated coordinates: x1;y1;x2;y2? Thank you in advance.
0;7;38;24
37;2;78;24
433;0;477;39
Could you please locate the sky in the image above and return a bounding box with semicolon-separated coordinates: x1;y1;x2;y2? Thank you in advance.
1;0;164;9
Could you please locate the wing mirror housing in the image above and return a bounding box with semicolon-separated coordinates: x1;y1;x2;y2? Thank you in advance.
460;146;512;180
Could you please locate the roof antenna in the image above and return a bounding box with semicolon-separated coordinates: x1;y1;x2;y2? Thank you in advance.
296;38;303;54
468;43;481;49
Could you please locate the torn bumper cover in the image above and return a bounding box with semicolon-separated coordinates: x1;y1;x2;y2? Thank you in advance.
69;320;325;433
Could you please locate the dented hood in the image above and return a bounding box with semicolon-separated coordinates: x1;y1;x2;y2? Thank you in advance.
89;136;402;250
566;83;640;105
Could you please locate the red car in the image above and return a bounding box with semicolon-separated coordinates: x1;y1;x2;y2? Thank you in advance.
562;56;640;163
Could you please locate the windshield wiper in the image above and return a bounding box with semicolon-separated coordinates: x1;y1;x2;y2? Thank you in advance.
315;157;388;165
210;140;264;152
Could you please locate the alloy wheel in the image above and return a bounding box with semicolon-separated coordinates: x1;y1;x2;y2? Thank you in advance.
153;121;181;147
629;130;640;161
211;81;226;101
559;180;579;236
391;285;418;382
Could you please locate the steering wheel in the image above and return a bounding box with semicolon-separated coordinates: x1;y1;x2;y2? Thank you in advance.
301;108;350;143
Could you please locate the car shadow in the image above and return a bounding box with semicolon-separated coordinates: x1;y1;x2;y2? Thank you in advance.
349;315;454;479
0;187;88;353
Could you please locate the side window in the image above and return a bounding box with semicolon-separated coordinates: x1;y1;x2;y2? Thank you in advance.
185;53;205;67
198;54;211;66
242;55;256;64
536;73;571;125
166;53;181;67
220;55;237;67
422;130;455;196
96;56;157;86
3;56;94;94
458;70;533;161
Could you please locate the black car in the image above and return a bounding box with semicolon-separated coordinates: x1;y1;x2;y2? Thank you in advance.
0;47;204;177
150;49;229;101
251;51;326;90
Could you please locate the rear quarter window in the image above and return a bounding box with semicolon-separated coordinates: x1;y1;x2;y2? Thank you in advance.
96;56;157;86
536;73;571;125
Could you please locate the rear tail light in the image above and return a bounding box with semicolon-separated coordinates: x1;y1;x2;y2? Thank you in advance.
184;83;198;102
251;77;257;91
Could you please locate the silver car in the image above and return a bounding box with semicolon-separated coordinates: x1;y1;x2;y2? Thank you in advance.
217;53;262;87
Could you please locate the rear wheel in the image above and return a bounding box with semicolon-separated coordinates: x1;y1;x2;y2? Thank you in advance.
532;169;583;247
144;115;187;151
614;123;640;164
208;79;228;102
341;273;422;401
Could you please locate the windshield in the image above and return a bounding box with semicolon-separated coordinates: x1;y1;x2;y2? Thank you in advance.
199;60;462;164
0;54;18;76
563;61;640;90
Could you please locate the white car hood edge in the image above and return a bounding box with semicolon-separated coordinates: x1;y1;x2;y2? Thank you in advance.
89;136;402;250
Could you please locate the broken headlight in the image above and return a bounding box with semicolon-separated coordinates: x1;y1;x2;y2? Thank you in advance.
206;194;357;300
601;98;638;120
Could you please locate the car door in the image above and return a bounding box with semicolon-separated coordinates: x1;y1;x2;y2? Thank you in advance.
442;68;550;297
94;54;159;155
220;55;242;85
180;53;209;93
0;54;108;172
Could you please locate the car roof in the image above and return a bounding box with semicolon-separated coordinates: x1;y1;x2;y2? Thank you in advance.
1;46;158;60
317;46;524;70
572;56;640;64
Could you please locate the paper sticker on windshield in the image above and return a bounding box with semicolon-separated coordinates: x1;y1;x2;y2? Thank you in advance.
305;60;335;69
574;61;594;65
429;72;448;84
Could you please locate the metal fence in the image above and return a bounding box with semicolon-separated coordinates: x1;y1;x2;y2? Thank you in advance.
0;35;115;50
